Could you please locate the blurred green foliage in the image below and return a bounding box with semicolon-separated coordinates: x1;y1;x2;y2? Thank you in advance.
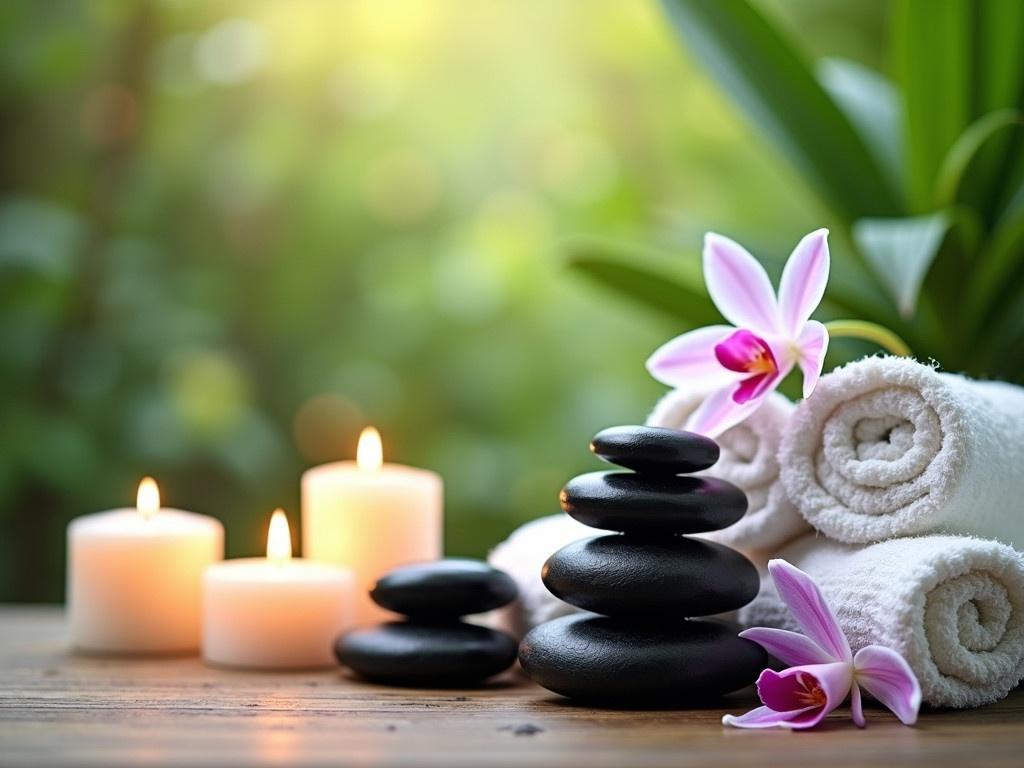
576;0;1024;380
0;0;889;601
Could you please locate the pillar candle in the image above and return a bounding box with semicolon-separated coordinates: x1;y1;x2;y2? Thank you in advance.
202;509;355;669
301;427;443;625
67;478;223;654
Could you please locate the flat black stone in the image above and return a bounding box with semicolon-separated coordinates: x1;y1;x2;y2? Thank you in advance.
519;614;767;702
591;425;720;474
560;471;746;534
335;621;518;686
370;559;518;617
542;535;760;616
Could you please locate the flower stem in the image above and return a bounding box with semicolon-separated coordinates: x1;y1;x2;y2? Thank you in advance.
824;320;912;357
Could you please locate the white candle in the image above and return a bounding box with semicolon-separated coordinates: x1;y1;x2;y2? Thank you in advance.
67;478;223;654
202;509;355;669
301;426;443;625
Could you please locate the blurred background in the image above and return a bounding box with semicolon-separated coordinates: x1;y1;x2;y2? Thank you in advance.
0;0;941;601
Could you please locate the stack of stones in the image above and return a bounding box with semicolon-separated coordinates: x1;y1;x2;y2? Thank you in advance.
519;425;767;702
335;559;519;687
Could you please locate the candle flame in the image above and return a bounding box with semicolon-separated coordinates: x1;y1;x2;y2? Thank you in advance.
137;477;160;520
266;509;292;563
357;426;383;471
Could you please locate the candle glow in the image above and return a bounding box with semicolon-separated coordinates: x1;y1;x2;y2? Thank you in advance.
136;477;160;520
266;509;292;563
357;426;383;472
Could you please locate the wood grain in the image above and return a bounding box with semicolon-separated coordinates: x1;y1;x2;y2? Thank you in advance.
0;606;1022;767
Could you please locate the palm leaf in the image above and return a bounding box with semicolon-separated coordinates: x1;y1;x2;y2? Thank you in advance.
659;0;900;225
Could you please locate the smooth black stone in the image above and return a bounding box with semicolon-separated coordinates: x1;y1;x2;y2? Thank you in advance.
542;535;760;616
519;614;767;702
560;471;746;534
335;621;518;686
370;559;518;617
591;425;720;474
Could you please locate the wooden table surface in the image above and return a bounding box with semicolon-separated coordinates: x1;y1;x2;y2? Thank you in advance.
1;606;1021;768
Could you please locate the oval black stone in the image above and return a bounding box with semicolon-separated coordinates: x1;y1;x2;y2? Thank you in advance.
519;614;767;702
591;425;720;474
370;559;518;617
542;535;760;616
560;472;746;533
335;621;518;686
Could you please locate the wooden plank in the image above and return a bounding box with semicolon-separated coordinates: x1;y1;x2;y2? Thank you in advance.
0;606;1022;767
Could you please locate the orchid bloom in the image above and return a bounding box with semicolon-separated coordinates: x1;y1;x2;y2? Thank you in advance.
646;230;831;437
724;559;921;730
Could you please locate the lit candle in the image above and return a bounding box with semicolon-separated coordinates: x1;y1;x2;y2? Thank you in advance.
67;477;224;654
202;509;355;669
301;426;443;625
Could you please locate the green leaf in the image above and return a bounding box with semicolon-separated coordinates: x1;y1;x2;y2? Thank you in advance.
562;238;720;327
935;109;1023;208
976;2;1024;118
972;2;1024;218
817;58;904;201
893;0;972;212
852;212;955;317
659;0;900;224
967;183;1024;333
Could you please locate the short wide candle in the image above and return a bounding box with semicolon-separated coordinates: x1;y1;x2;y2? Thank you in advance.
301;427;443;625
202;510;355;669
67;478;224;654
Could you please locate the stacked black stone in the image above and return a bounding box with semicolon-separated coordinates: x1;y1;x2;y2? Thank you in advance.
519;425;768;703
335;559;519;687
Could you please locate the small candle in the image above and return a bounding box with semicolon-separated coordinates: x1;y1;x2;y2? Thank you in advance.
67;478;224;654
202;509;355;669
301;426;443;625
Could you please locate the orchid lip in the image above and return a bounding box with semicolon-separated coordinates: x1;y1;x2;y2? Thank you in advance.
714;329;779;375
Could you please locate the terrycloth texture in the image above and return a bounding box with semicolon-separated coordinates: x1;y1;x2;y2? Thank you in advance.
487;515;593;637
780;356;1024;546
740;533;1024;708
649;388;808;553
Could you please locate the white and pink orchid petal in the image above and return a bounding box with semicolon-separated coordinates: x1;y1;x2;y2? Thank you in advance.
739;627;835;666
796;320;829;398
854;645;922;726
767;559;852;662
755;663;853;730
684;383;765;438
722;705;817;729
645;325;738;388
732;369;781;404
851;683;866;728
703;232;780;334
777;228;830;335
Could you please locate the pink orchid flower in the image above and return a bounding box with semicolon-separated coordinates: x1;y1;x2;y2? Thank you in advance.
724;559;921;730
646;230;831;437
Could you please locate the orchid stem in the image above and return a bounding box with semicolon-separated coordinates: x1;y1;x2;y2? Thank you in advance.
824;320;912;357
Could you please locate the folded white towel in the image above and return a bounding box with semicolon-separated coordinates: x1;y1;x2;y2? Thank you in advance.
649;388;807;553
739;533;1024;708
487;515;593;637
780;356;1024;546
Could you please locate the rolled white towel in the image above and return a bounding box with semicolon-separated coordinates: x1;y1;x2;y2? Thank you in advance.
780;356;1024;546
739;534;1024;708
649;388;807;553
486;515;593;637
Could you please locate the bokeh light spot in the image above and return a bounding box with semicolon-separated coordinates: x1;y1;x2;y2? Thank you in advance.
195;19;268;85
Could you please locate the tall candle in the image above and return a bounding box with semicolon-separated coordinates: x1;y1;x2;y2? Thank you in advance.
202;509;355;669
67;478;223;654
301;427;443;625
